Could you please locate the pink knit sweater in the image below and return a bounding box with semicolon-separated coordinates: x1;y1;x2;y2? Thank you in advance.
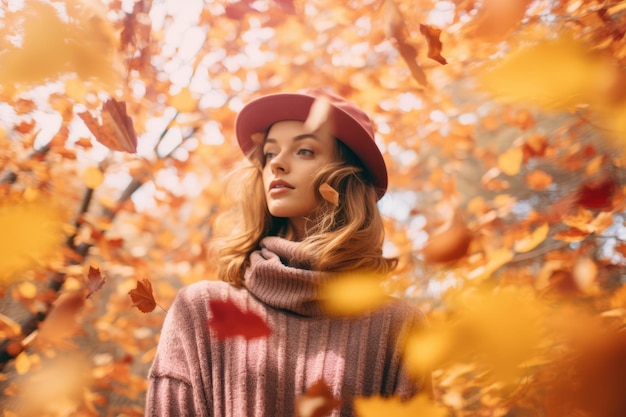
146;237;427;416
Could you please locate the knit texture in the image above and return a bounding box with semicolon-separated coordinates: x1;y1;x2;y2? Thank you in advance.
146;237;427;416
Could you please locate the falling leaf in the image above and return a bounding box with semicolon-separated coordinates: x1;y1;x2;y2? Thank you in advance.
208;298;271;340
572;257;598;294
404;327;454;377
319;183;339;206
497;147;523;176
86;266;106;299
422;211;472;263
35;291;86;349
296;379;342;417
0;1;120;94
577;174;616;209
525;170;553;190
320;271;389;316
553;227;590;242
354;394;448;417
478;34;615;110
304;96;332;134
128;278;157;313
419;24;447;65
78;98;138;153
82;166;104;189
514;222;549;253
0;199;65;285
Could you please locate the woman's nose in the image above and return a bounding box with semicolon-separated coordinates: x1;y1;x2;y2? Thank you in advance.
269;153;288;173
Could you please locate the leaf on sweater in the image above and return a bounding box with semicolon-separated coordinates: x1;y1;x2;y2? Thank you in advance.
85;266;106;299
128;278;157;313
354;394;448;417
296;379;342;417
320;272;389;316
208;298;271;340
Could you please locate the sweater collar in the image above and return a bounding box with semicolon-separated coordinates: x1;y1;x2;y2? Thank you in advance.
243;236;330;317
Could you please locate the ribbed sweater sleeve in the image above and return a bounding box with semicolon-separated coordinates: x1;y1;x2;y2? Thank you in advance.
146;285;212;417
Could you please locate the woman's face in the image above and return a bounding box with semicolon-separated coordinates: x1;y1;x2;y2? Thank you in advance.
262;120;337;236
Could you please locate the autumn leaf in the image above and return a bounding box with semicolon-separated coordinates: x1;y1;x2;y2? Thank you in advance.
295;379;342;417
304;96;332;134
35;291;86;350
422;211;473;264
319;183;339;206
514;222;549;253
478;34;615;110
78;98;138;153
82;166;104;189
0;198;65;285
577;174;616;209
128;278;157;313
0;1;120;94
354;394;448;417
208;298;271;340
467;0;533;41
86;266;106;299
497;147;524;176
419;24;447;65
319;271;390;316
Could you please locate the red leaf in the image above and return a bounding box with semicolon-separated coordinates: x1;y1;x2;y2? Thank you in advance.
86;266;106;299
419;24;447;65
577;174;616;209
128;278;157;313
208;298;271;340
296;379;342;417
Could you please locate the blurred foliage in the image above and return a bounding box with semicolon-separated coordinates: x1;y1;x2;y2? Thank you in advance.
0;0;625;415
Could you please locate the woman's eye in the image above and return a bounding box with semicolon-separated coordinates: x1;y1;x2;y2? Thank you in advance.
298;149;314;156
264;151;276;160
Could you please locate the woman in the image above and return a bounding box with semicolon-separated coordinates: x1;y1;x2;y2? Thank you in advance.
145;88;428;416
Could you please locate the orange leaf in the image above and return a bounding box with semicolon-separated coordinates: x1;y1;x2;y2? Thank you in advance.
319;183;339;206
296;379;342;417
525;170;553;190
35;291;85;349
553;228;590;242
86;266;106;299
419;24;447;65
208;298;271;340
514;222;549;253
78;98;137;153
497;147;523;176
128;278;157;313
422;211;472;263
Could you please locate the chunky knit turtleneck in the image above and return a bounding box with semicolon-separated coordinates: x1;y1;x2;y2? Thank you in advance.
146;237;427;417
244;236;331;317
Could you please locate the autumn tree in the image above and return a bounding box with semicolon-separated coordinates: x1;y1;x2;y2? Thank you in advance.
0;0;625;415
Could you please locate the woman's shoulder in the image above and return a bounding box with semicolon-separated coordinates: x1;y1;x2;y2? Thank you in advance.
381;296;427;328
176;279;249;303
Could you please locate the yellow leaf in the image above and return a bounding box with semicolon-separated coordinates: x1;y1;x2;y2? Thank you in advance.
82;166;104;189
497;147;523;176
478;34;615;110
514;222;549;253
320;272;389;316
14;352;31;375
169;88;199;113
404;327;453;376
354;394;448;417
468;248;514;281
0;200;65;285
0;1;120;94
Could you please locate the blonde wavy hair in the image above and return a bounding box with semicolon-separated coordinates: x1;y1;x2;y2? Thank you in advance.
214;140;397;286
